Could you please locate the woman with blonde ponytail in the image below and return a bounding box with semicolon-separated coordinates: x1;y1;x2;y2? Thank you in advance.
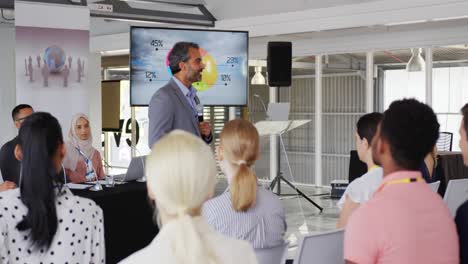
202;119;286;249
120;130;257;264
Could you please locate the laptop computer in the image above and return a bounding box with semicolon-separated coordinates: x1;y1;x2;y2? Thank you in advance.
113;156;147;182
443;178;468;217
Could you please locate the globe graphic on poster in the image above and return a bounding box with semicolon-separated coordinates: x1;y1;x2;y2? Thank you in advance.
43;45;66;73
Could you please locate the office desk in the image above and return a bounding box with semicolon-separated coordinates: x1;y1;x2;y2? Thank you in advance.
72;182;159;264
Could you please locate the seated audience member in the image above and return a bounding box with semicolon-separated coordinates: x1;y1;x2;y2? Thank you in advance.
0;112;105;262
337;112;383;228
202;119;286;248
344;99;459;264
456;103;468;264
120;130;257;264
419;146;442;183
63;113;105;183
0;170;16;192
0;104;34;184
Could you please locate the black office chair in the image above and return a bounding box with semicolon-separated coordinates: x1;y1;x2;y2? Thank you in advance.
437;132;453;152
348;150;367;184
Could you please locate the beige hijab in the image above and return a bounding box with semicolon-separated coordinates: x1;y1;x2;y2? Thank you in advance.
63;113;96;170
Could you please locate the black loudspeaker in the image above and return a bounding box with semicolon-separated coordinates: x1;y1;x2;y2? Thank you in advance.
267;42;292;86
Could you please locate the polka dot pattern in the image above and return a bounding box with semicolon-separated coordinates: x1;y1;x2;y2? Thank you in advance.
0;188;105;263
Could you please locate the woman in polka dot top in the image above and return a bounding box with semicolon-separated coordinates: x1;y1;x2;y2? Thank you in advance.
0;112;105;263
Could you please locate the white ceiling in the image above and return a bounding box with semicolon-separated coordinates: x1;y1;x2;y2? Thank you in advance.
204;0;377;20
88;0;383;36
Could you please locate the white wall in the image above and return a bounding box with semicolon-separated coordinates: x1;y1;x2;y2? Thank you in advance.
87;52;102;151
0;27;17;145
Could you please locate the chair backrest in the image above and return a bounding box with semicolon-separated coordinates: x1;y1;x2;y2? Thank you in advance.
255;242;289;264
293;229;344;264
444;179;468;217
428;181;440;193
437;132;453;152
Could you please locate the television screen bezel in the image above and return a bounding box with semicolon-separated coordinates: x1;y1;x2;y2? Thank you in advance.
129;26;249;107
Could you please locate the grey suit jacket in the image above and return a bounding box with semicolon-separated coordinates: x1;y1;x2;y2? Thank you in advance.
148;78;212;148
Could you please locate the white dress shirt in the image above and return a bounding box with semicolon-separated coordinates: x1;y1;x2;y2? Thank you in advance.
0;187;105;263
337;167;384;210
119;216;257;264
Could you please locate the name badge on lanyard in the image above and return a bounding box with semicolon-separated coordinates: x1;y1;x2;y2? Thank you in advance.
76;147;96;181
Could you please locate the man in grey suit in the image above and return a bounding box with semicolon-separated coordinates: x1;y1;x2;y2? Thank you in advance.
148;42;213;148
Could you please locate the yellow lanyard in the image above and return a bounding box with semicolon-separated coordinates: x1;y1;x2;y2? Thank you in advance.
369;165;379;172
376;177;424;193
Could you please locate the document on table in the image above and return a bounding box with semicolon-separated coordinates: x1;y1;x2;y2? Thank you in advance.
66;183;90;190
87;180;108;185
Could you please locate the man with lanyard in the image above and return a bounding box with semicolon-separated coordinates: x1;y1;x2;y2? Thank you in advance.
344;99;459;264
148;42;213;148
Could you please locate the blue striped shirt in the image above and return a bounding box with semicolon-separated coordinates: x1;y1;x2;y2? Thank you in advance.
202;186;287;249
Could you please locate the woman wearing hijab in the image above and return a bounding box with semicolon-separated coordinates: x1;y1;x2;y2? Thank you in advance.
63;113;105;183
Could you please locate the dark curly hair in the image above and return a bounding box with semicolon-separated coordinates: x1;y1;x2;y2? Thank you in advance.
380;99;439;170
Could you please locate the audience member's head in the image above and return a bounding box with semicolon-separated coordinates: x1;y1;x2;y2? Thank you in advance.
68;113;93;144
218;119;259;212
460;103;468;165
372;99;439;172
168;42;205;84
146;130;218;263
11;104;34;129
14;112;66;249
356;112;383;163
63;113;97;175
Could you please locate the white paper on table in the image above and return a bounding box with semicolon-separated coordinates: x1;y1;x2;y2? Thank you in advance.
86;180;108;185
66;183;90;190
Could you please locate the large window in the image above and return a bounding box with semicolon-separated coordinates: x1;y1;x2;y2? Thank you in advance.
103;79;151;173
383;69;425;109
433;66;468;151
384;66;468;151
103;67;150;174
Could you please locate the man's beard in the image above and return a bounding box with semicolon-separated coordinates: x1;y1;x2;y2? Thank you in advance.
187;67;202;83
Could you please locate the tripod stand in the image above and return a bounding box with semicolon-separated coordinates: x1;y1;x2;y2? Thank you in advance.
256;120;323;212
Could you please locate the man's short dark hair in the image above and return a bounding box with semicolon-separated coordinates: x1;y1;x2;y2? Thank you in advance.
168;42;199;75
462;103;468;140
380;99;439;170
12;104;33;121
357;112;383;144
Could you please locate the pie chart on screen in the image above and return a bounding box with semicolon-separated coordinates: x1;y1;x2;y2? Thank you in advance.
165;47;218;92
